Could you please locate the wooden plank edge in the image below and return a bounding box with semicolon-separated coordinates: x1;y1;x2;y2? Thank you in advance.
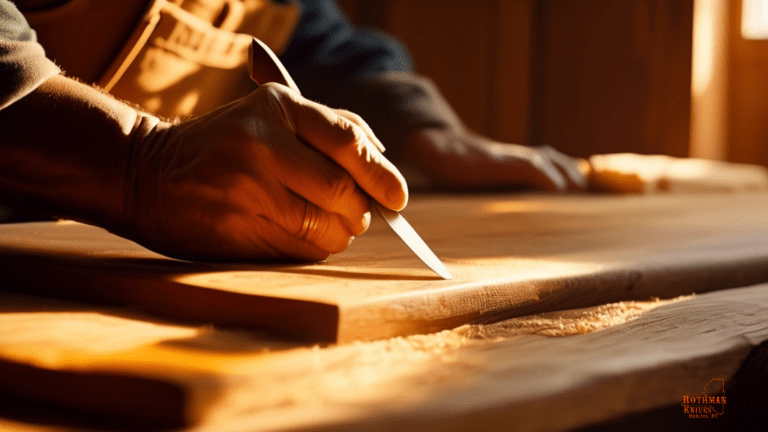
0;252;340;342
0;360;187;430
337;253;768;341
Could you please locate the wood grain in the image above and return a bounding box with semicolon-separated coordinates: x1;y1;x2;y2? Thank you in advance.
339;0;535;143
0;284;766;431
1;193;768;342
727;0;768;167
491;0;534;145
382;0;495;134
531;0;693;158
322;0;695;154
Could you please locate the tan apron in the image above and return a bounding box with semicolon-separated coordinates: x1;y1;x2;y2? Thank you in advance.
25;0;301;119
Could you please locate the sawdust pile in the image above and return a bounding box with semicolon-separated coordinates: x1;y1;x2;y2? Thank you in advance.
202;296;693;427
333;296;692;361
457;295;690;340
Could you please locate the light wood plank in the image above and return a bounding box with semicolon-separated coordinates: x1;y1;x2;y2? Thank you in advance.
1;193;768;342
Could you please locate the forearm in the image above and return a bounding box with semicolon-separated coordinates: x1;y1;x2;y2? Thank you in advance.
324;73;462;154
0;73;160;228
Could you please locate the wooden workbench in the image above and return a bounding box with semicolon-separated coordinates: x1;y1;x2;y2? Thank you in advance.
1;192;767;430
2;193;768;342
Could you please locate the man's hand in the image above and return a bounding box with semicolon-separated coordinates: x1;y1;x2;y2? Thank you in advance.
1;75;406;262
395;127;587;192
122;83;408;262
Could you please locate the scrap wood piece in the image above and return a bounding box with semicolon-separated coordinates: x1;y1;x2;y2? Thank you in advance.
1;193;768;342
0;285;767;431
588;153;768;193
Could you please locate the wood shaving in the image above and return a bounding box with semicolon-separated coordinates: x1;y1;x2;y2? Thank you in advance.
458;295;691;340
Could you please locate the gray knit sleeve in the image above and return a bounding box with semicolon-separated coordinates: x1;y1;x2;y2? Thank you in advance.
0;0;60;110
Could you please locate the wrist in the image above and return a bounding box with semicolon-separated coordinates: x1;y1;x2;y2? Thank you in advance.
113;113;171;239
0;74;163;230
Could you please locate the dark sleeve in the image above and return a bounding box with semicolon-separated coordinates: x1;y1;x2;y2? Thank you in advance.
0;0;60;110
280;0;461;148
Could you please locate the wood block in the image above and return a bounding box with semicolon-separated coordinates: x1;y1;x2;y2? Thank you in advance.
1;193;768;342
588;153;768;193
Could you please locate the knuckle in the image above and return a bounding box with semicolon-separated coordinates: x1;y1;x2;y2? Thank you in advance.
300;206;326;244
327;236;353;254
326;171;370;235
328;171;360;208
526;152;545;170
535;144;554;153
259;82;291;96
339;110;366;127
255;84;297;133
308;212;352;254
333;115;368;149
352;210;371;236
255;82;287;103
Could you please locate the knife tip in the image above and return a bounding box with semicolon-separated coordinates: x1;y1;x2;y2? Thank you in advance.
436;268;454;280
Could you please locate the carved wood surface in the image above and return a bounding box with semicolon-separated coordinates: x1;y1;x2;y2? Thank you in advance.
1;193;768;342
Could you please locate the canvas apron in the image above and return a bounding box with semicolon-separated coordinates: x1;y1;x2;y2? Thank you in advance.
25;0;300;119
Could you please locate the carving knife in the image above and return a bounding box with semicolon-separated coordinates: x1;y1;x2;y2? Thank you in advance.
247;38;452;280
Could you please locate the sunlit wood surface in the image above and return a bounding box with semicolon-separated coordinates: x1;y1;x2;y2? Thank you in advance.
0;284;766;431
1;192;768;430
2;193;768;342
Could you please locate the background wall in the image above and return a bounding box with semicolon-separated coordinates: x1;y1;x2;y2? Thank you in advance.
337;0;694;159
729;0;768;167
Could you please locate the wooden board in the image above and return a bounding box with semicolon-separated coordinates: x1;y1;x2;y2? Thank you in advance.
2;193;768;342
0;284;766;431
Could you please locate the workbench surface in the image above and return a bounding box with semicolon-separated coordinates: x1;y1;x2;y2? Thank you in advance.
1;192;767;430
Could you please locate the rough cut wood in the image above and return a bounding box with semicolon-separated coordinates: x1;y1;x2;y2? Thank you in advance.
0;284;766;431
1;193;768;342
588;153;768;193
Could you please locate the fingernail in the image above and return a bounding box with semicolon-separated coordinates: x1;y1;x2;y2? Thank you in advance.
387;185;407;210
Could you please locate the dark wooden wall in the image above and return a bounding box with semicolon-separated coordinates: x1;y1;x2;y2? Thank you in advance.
728;0;768;167
336;0;694;158
531;0;693;158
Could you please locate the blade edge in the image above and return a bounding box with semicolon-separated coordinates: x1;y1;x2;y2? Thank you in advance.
373;202;453;280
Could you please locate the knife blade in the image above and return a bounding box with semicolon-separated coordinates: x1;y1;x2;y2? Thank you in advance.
248;38;452;279
372;201;453;279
